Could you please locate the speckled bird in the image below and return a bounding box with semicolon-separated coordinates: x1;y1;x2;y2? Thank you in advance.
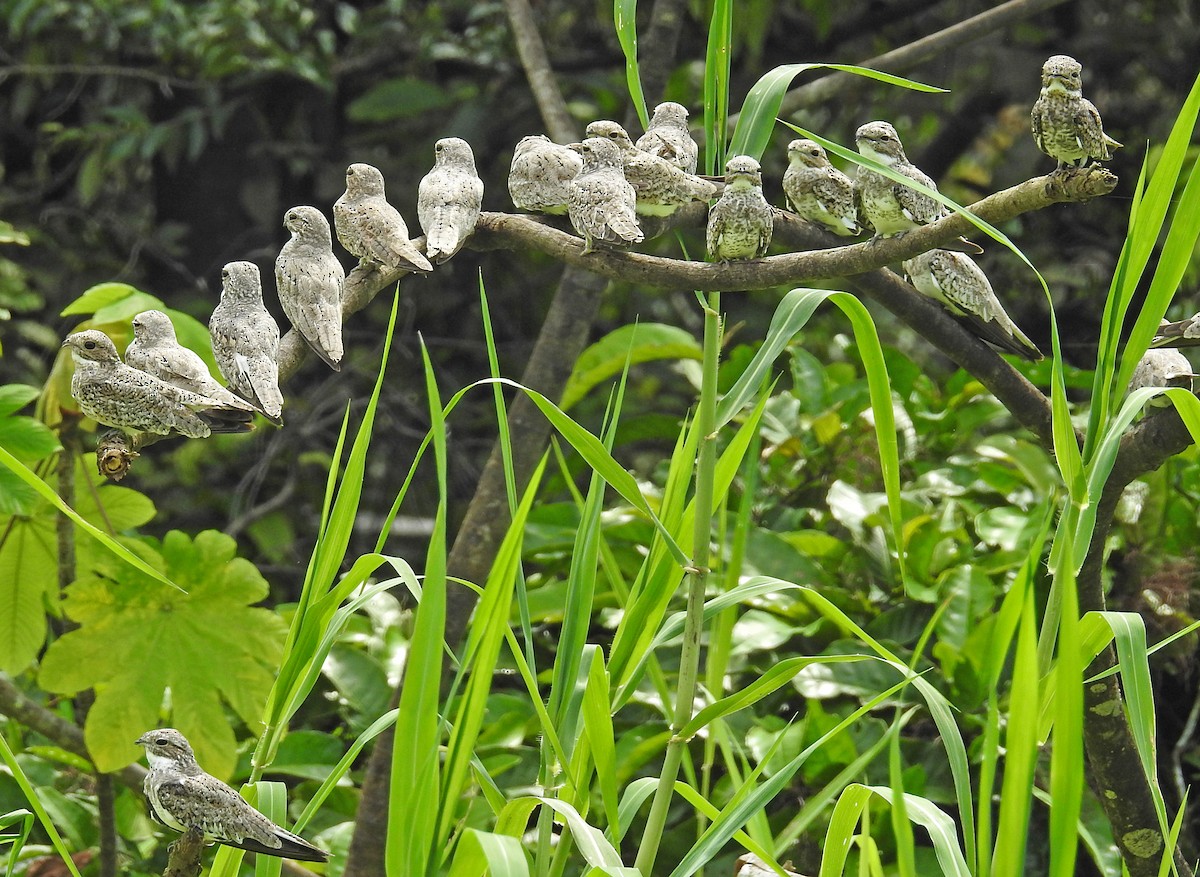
635;102;699;174
585;120;720;216
782;138;859;236
508;134;582;215
418;137;484;264
276;205;345;372
1154;312;1200;346
1031;54;1122;170
903;249;1042;362
707;155;773;262
63;330;253;439
209;261;285;421
567;137;644;254
334;163;434;274
137;729;327;862
125;309;263;418
853;121;946;237
1129;348;1196;408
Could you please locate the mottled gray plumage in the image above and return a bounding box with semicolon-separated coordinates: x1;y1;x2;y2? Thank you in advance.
903;249;1042;362
634;102;698;174
1129;348;1196;409
585;120;720;216
126;310;261;417
707;155;773;261
782;139;859;236
63;330;253;439
418;137;484;264
209;261;285;420
334;162;434;274
1153;312;1200;347
508;135;582;215
854;121;945;236
1031;54;1122;170
567;137;644;254
136;729;327;862
276;205;345;372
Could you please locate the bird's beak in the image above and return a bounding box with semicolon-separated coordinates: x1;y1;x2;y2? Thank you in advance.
566;142;583;152
60;339;70;348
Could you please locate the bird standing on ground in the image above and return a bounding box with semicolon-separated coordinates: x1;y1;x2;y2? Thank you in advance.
508;135;583;215
707;155;773;262
1128;348;1196;408
567;137;644;254
418;137;484;264
63;330;254;439
136;729;328;863
635;102;699;174
585;120;720;216
334;163;434;274
209;261;285;421
782;138;859;236
902;249;1042;362
275;205;345;372
1031;54;1122;171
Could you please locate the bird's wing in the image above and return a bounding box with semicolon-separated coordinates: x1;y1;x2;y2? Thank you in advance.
1075;99;1112;158
894;167;944;225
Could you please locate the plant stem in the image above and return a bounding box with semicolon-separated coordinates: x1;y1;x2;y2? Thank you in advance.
635;291;722;875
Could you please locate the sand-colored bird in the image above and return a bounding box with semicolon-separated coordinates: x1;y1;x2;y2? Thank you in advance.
782;138;859;236
1031;54;1122;170
635;102;699;174
418;137;484;264
585;120;720;216
508;134;582;215
707;155;773;262
209;261;285;421
1128;348;1196;408
567;138;644;254
334;163;433;274
276;205;345;372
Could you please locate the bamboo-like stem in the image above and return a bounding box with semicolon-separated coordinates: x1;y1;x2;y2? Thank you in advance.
635;291;722;874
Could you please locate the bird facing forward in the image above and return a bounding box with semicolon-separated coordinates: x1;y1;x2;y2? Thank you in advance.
1031;54;1122;171
782;138;859;237
136;729;328;862
707;155;773;262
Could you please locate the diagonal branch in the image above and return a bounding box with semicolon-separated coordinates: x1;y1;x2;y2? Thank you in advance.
503;0;577;144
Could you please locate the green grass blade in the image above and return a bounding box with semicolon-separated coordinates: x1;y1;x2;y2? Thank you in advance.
0;809;34;877
702;0;732;174
448;828;531;877
252;782;285;877
293;708;399;832
614;0;648;129
0;735;82;877
1047;546;1083;877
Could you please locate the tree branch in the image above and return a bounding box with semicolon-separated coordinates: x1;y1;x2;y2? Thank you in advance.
503;0;577;144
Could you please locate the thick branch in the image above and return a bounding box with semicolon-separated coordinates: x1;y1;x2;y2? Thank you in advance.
503;0;577;144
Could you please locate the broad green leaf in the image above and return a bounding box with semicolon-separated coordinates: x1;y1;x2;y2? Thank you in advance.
347;77;456;122
38;529;286;776
59;282;146;316
0;385;40;417
0;415;60;464
562;323;702;410
0;736;83;877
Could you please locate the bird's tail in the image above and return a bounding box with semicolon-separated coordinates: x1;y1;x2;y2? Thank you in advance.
198;407;256;434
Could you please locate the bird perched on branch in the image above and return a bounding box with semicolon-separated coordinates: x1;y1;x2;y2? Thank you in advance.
275;206;345;372
418;137;484;264
1031;54;1122;171
902;249;1042;362
782;138;859;237
707;155;773;262
567;137;644;254
508;134;582;215
635;102;699;174
854;121;981;254
334;163;434;274
209;261;285;421
1128;348;1196;408
1153;312;1200;347
585;120;720;216
63;330;254;439
125;309;265;419
136;729;328;863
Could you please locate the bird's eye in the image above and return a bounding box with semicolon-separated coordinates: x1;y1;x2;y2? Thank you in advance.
156;737;168;746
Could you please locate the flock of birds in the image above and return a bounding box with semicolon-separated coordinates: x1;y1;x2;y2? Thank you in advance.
67;52;1182;460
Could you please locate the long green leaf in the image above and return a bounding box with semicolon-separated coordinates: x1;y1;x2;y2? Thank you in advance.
613;0;648;129
0;734;83;877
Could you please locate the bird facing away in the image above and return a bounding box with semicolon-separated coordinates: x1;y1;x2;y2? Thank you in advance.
209;261;285;421
334;162;434;274
136;729;328;863
508;134;583;215
418;137;485;264
902;249;1043;362
276;205;345;372
567;137;644;254
1128;348;1196;408
782;138;859;237
585;120;721;216
635;102;699;174
126;310;262;417
1031;54;1122;170
63;330;254;439
707;155;773;262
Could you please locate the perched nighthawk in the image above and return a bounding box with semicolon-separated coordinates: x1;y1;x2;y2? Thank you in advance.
1128;348;1196;408
508;134;582;215
418;137;484;264
567;137;644;254
707;155;773;262
585;120;720;216
854;121;981;253
1154;312;1200;347
63;330;254;439
782;138;859;236
902;249;1042;362
209;261;285;421
276;205;345;372
1031;54;1122;170
136;729;328;863
334;162;434;274
635;102;699;174
125;310;262;417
